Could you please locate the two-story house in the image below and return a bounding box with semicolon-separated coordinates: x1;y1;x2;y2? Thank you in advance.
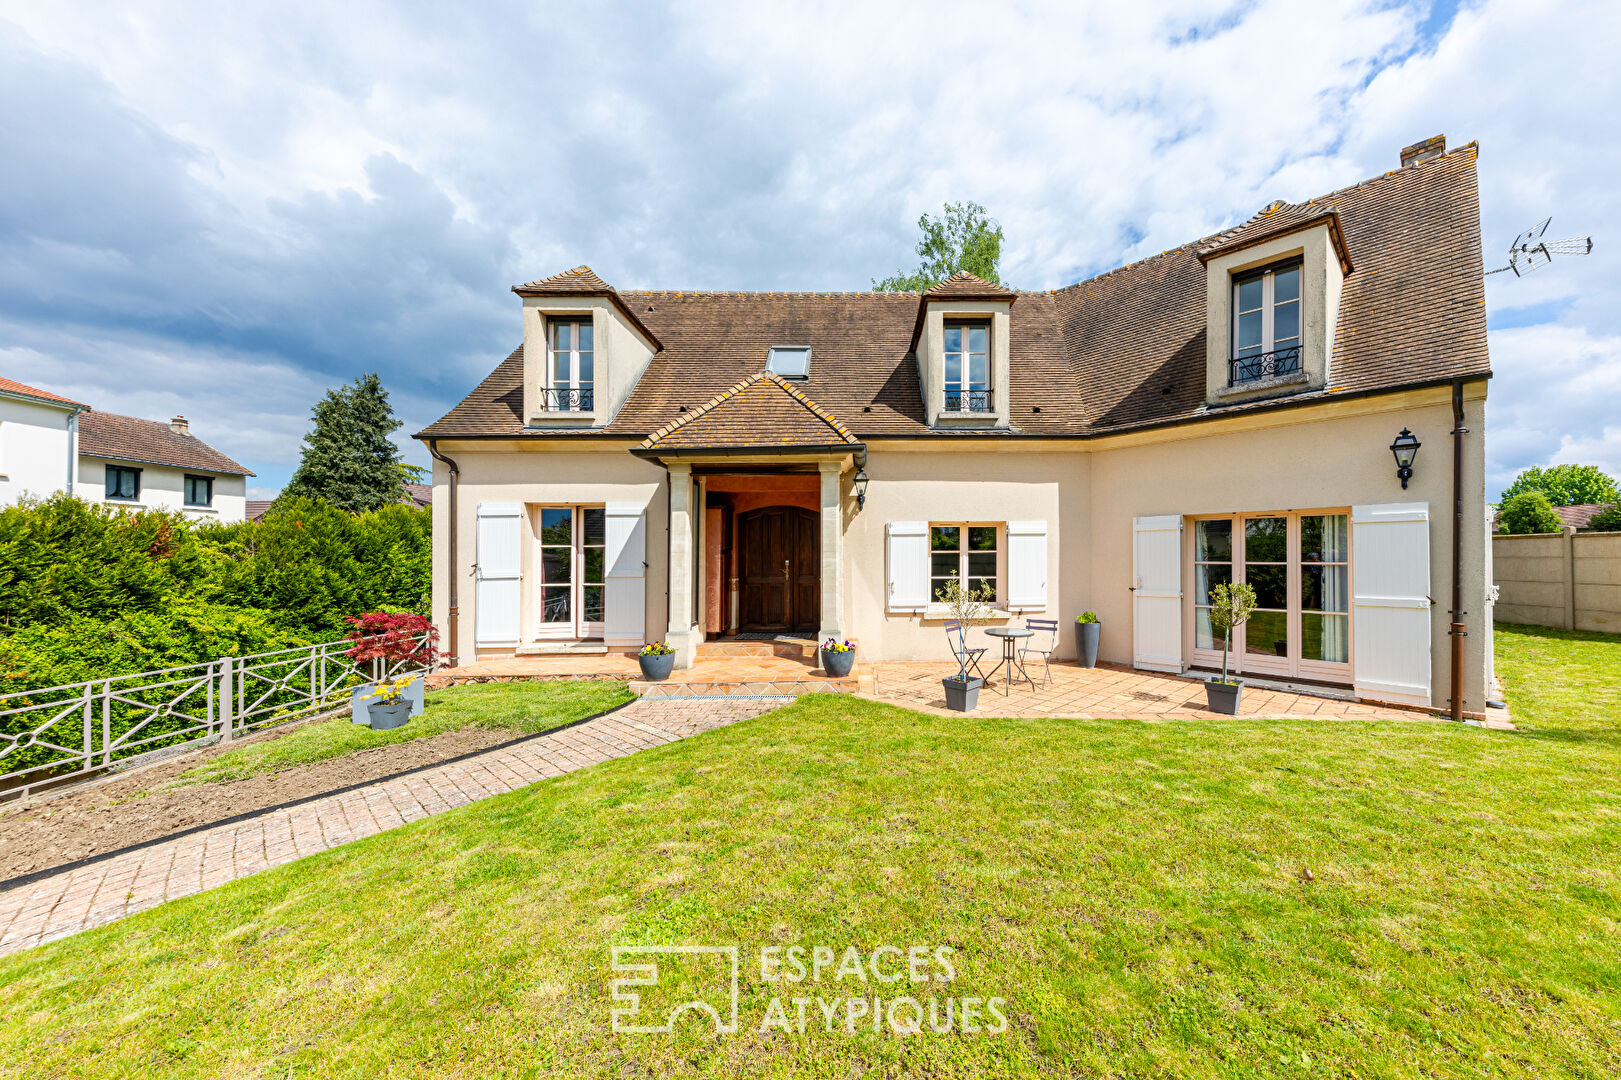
0;378;252;522
418;136;1494;716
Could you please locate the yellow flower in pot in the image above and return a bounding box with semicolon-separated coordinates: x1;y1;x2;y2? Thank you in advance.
363;677;416;730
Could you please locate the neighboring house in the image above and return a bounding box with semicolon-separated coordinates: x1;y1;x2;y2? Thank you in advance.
417;136;1495;715
76;411;253;522
0;377;86;506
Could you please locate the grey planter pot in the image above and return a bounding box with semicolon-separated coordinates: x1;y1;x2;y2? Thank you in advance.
638;652;676;681
821;649;856;678
351;675;425;725
1204;678;1244;715
368;700;412;730
943;676;982;712
1074;622;1101;668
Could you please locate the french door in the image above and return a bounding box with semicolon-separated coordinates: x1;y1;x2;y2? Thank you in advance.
535;505;606;640
1190;509;1351;683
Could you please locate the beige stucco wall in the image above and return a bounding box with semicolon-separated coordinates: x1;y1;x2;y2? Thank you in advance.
520;296;657;428
430;444;669;662
1203;222;1344;404
1086;385;1489;711
845;449;1086;659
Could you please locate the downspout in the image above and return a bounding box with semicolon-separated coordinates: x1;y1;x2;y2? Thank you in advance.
426;439;461;668
1449;380;1468;722
65;409;81;495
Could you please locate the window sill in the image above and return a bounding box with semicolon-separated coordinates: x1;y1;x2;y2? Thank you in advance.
1215;371;1309;398
917;604;1017;621
184;505;218;513
937;410;999;420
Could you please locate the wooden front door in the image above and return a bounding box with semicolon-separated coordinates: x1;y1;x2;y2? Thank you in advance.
739;507;819;633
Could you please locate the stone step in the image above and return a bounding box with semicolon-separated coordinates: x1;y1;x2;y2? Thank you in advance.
630;675;860;698
515;642;610;657
696;638;857;663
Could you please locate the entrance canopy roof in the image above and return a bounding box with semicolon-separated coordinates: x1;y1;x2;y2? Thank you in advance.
635;371;863;460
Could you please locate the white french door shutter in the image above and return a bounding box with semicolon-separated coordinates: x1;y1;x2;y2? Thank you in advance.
474;502;523;647
1132;515;1183;672
1006;521;1048;610
886;521;929;612
603;501;647;647
1352;502;1432;707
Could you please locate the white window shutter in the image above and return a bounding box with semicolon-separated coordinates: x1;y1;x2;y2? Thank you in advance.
1352;503;1432;707
886;521;929;612
1132;515;1183;672
1006;521;1048;610
604;501;647;647
474;502;523;647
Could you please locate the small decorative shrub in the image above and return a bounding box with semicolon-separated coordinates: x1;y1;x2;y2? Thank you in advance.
639;641;675;657
1207;582;1257;686
344;611;439;668
1075;611;1098;624
1497;491;1562;535
1588;503;1621;532
821;638;855;653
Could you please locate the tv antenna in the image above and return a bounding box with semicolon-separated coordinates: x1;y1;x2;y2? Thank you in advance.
1485;217;1593;276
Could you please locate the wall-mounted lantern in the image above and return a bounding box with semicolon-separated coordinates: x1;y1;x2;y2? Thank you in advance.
853;467;869;509
1389;428;1421;489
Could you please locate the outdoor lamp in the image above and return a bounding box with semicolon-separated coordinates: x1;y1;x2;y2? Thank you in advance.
1389;428;1421;489
853;467;869;508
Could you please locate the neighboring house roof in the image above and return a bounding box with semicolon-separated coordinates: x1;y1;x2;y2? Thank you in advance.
420;143;1489;443
77;411;254;476
0;377;86;409
246;499;274;522
404;482;433;508
639;372;862;452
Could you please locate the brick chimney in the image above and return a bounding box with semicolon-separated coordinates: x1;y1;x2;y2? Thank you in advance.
1400;134;1446;168
170;414;190;435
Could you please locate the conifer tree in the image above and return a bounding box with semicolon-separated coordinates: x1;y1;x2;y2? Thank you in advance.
281;373;406;513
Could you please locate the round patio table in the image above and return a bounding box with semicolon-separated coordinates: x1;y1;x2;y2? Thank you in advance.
982;627;1035;695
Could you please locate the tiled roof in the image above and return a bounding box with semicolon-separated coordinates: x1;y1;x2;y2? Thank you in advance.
246;499;274;522
421;143;1489;443
641;372;860;451
922;270;1016;299
77;411;253;476
0;377;85;408
404;482;433;507
514;265;615;293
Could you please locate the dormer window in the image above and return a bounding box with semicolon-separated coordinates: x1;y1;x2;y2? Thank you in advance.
766;345;811;378
1230;260;1302;385
943;320;991;412
548;319;594;410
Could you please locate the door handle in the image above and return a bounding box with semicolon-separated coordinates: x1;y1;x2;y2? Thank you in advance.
781;560;791;580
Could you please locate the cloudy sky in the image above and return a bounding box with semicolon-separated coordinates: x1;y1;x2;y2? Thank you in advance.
0;0;1614;499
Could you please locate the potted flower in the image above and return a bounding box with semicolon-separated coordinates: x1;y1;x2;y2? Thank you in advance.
638;641;676;681
1074;611;1101;667
345;611;438;726
820;638;856;678
1204;582;1257;715
362;677;415;730
940;572;994;712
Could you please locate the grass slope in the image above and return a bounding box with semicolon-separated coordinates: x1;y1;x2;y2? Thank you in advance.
1;629;1618;1077
178;679;633;784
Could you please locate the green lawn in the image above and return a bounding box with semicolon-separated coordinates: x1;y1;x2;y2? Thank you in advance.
178;679;634;784
2;628;1618;1077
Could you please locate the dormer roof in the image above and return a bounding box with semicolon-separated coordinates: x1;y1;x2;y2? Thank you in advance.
1196;207;1354;275
922;270;1017;300
511;266;663;350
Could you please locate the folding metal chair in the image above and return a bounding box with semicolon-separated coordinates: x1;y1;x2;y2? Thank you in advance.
944;620;988;680
1019;618;1060;688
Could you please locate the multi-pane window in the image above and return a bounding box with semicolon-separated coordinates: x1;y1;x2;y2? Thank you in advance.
184;475;213;507
943;321;991;412
549;319;594;410
1193;519;1232;650
1301;514;1349;663
105;465;140;500
1243;516;1289;659
537;506;606;635
1231;260;1302;384
930;524;997;602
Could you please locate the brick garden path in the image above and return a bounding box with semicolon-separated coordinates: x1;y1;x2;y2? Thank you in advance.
0;698;778;958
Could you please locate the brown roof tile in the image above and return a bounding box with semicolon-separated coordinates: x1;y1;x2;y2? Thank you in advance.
422;144;1490;444
922;270;1016;299
640;372;860;451
0;377;85;408
515;265;615;293
77;411;253;476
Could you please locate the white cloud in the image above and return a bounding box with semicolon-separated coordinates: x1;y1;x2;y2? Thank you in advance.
0;0;1616;496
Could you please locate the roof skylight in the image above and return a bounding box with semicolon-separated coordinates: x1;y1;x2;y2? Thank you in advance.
766;345;811;378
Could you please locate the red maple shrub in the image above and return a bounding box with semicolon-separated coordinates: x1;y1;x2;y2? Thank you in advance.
343;611;439;668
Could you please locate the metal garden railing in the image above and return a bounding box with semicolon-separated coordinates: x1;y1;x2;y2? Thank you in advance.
0;632;434;803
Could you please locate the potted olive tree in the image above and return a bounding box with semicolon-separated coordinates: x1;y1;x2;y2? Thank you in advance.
1073;611;1100;667
638;641;676;681
1204;582;1257;715
941;572;995;712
